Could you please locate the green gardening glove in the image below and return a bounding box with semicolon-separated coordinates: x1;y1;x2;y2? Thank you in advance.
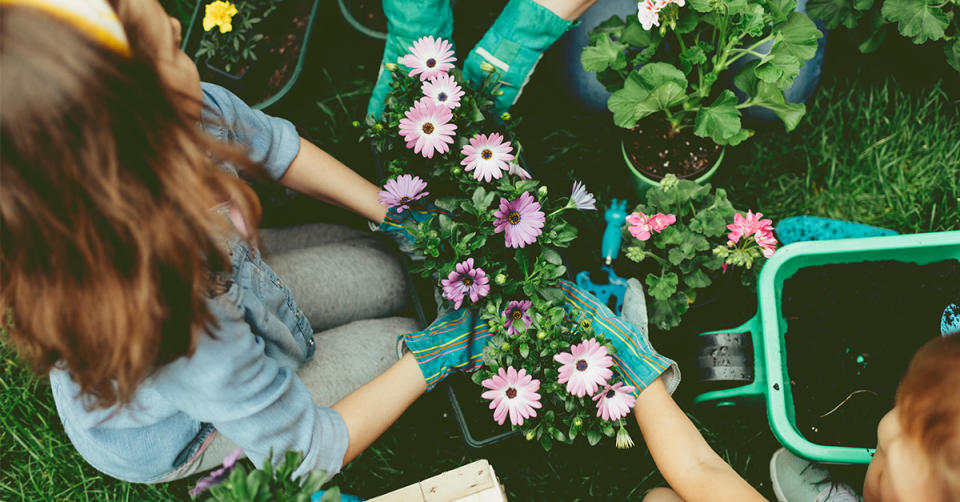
557;279;681;397
462;0;573;114
367;0;455;119
402;309;492;390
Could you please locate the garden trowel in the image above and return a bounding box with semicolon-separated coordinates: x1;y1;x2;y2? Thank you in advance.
576;199;630;315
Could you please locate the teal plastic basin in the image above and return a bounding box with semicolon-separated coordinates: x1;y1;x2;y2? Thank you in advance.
694;231;960;464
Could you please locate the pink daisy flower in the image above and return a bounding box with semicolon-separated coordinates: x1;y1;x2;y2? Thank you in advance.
481;366;542;426
398;98;457;159
440;258;490;309
637;0;661;31
592;382;637;421
648;213;676;232
378;174;428;213
726;210;774;245
461;133;515;182
570;181;597;211
422;72;464;110
502;300;533;335
493;192;545;248
508;160;532;180
399;35;456;81
553;338;614;397
626;211;652;241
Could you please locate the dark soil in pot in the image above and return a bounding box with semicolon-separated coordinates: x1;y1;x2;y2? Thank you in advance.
199;0;312;105
782;259;960;448
624;116;721;180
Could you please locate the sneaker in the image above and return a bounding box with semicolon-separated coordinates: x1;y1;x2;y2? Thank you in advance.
769;448;861;502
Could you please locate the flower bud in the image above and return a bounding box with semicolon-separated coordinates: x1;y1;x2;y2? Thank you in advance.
480;62;496;73
573;417;583;427
489;320;499;329
501;343;511;351
493;90;505;96
452;167;462;175
537;185;548;197
373;123;384;132
536;331;546;340
494;273;508;285
351;120;360;128
384;62;399;72
525;430;535;441
500;112;512;121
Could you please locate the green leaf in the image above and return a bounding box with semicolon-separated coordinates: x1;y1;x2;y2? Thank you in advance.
586;429;603;446
539;287;566;304
752;82;807;131
881;0;949;43
438;214;455;234
645;272;679;300
693;90;742;143
637;62;688;90
472;187;490;211
588;15;626;44
946;39;960;73
856;10;889;53
755;51;801;86
519;342;530;357
299;470;327;495
540;435;553;451
778;12;824;61
607;63;689;128
684;268;713;288
318;487;341;502
740;4;766;37
668;247;689;265
807;0;862;29
542;247;563;265
602;423;617;437
676;11;701;33
622;15;658;45
581;33;628;72
689;0;715;13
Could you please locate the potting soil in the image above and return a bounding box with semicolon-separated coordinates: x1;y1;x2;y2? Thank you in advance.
624;117;721;180
782;259;960;448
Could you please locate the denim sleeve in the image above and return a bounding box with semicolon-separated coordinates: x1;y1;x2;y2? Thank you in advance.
150;293;348;480
200;82;301;180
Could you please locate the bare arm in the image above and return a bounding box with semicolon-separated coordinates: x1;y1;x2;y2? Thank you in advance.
633;379;766;502
278;138;388;223
332;352;426;466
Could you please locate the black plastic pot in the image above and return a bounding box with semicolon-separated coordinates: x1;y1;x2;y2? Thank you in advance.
337;0;387;40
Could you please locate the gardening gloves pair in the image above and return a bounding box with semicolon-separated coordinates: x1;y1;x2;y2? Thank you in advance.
401;309;492;391
558;279;681;397
368;0;574;118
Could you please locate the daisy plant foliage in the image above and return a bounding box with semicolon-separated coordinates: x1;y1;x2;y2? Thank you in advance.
364;37;642;451
622;174;778;331
582;0;824;144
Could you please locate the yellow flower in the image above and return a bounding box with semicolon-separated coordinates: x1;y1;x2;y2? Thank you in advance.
203;1;238;34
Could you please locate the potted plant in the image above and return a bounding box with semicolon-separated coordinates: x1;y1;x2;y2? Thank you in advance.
364;37;656;451
619;174;778;331
581;0;823;193
182;0;322;110
188;449;343;502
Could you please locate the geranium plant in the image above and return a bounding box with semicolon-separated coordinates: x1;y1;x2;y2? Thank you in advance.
621;174;778;330
190;449;338;502
806;0;958;72
582;0;824;145
194;0;282;73
364;37;646;450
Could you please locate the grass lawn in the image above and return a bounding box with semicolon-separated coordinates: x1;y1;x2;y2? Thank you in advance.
2;1;957;500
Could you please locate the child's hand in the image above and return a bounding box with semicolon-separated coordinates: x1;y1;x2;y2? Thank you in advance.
374;204;447;260
401;308;492;390
557;279;680;397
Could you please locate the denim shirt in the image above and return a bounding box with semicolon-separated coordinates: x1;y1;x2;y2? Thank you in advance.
49;83;349;483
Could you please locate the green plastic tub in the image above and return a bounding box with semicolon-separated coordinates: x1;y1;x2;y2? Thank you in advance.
180;0;320;111
693;231;960;464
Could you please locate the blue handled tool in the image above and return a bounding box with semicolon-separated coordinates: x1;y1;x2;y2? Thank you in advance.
576;199;631;314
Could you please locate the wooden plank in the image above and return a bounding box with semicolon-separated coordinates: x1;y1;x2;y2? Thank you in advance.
421;460;496;502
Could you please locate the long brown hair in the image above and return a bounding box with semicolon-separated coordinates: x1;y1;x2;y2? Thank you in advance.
0;5;261;408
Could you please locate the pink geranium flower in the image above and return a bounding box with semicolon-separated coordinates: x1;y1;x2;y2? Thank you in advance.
554;338;614;397
493;192;545;248
378;174;428;213
592;382;637;421
399;35;455;81
440;258;490;309
648;213;676;232
637;0;661;30
502;300;533;335
461;133;514;182
422;72;464;110
755;229;778;258
726;210;774;245
481;366;542;426
398;98;457;159
626;211;652;241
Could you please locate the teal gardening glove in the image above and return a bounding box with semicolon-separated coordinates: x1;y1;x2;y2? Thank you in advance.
402;309;492;390
556;279;681;396
367;0;455;118
374;204;446;260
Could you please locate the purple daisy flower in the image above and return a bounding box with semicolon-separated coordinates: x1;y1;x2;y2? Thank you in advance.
378;174;429;213
493;192;545;248
440;258;490;309
502;300;533;335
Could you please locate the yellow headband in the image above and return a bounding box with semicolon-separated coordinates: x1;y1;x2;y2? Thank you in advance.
0;0;130;56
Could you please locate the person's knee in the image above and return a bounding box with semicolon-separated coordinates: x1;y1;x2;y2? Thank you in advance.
643;486;684;502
